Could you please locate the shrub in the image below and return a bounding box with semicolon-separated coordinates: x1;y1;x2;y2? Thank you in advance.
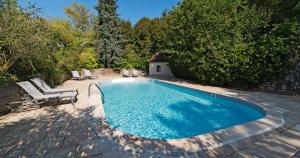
79;48;99;70
119;44;147;70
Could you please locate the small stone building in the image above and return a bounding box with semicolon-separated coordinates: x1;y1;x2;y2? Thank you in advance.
149;53;174;77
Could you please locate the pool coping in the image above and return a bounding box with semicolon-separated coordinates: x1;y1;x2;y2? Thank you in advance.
88;78;285;153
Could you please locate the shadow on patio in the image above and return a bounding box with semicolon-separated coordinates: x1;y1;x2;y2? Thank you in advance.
0;82;299;158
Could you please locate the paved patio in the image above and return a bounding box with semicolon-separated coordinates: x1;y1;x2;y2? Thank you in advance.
0;77;299;158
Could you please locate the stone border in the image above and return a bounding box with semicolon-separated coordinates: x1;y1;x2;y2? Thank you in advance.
87;78;285;153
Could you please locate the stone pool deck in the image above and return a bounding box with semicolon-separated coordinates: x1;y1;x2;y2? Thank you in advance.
0;77;299;158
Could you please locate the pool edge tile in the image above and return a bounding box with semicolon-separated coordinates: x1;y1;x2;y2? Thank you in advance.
88;78;285;153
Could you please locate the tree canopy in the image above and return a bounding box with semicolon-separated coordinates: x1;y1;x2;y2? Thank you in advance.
162;0;300;88
0;1;99;86
0;0;299;90
64;3;95;32
95;0;124;68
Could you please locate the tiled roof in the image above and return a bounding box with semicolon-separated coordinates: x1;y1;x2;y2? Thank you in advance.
149;53;167;62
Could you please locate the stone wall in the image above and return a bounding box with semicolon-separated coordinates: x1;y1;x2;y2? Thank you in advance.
260;62;300;93
149;62;174;77
93;68;120;76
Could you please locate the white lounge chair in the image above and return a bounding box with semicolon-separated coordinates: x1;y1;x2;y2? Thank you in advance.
122;69;130;77
16;81;78;105
131;69;139;77
83;70;93;79
71;71;82;80
31;78;78;95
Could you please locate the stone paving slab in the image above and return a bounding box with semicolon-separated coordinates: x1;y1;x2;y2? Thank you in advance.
0;77;299;158
75;139;113;158
227;151;255;158
283;112;300;129
245;138;296;158
44;144;77;158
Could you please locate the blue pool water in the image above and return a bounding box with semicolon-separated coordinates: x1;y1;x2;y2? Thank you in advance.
100;80;265;139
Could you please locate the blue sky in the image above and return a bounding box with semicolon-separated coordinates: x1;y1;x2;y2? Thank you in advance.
18;0;180;24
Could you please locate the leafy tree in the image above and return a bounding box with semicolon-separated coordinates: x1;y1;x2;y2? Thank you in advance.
50;19;98;70
164;0;271;87
147;18;167;54
119;19;134;46
0;0;17;10
80;48;100;69
64;3;95;32
127;17;167;71
0;1;56;83
133;18;152;58
1;0;298;90
248;0;300;23
95;0;124;68
0;1;98;86
120;44;144;69
252;20;300;85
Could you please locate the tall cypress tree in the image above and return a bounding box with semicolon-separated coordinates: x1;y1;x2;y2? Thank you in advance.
96;0;124;68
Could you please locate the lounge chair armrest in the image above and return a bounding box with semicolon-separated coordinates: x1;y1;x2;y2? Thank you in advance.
44;89;78;95
45;91;62;95
56;89;78;93
44;94;61;100
60;89;79;95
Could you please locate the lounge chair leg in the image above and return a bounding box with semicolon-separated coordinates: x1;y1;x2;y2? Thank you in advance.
71;97;75;106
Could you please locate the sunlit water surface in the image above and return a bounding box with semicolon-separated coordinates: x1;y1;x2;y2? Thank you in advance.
100;80;265;139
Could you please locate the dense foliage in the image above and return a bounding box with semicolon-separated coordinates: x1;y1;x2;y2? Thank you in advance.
0;0;299;89
163;0;300;88
120;17;167;71
0;0;98;86
64;3;95;32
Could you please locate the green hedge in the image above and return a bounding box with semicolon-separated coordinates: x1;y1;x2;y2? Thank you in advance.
163;0;300;88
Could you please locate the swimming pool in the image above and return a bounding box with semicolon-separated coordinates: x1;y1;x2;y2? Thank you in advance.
100;79;266;139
